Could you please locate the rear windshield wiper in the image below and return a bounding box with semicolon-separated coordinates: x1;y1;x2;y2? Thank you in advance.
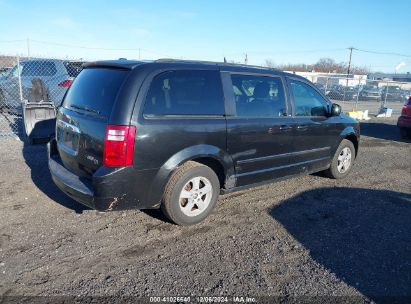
69;104;101;115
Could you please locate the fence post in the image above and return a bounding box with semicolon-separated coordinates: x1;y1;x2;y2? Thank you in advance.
16;55;23;102
355;77;361;110
383;81;388;109
341;77;346;107
325;77;329;94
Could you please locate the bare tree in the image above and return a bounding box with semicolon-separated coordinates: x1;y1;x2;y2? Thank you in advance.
264;59;276;69
314;58;340;73
264;57;369;74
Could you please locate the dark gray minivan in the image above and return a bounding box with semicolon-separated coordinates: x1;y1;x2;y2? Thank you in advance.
48;59;360;225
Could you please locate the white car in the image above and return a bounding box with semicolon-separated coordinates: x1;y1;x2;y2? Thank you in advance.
0;59;84;114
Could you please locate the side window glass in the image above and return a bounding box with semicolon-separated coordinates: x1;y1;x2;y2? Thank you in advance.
144;70;224;116
230;74;287;117
64;62;83;77
290;80;328;117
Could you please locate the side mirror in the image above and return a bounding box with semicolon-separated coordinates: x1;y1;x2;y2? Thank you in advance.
330;103;341;116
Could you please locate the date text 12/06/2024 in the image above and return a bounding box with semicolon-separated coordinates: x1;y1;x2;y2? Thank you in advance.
149;296;257;303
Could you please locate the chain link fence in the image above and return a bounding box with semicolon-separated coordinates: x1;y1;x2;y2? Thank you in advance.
1;55;410;138
0;55;85;137
309;75;410;116
0;55;19;137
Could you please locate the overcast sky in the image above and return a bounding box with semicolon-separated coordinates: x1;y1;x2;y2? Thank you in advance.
0;0;410;72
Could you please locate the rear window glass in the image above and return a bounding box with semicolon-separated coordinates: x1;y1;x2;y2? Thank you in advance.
64;62;84;77
143;70;224;116
21;61;57;77
63;68;129;118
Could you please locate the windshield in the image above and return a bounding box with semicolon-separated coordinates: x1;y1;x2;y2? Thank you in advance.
387;86;401;92
63;68;129;118
363;86;379;91
5;65;21;79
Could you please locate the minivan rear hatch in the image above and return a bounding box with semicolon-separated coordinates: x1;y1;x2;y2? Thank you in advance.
56;67;130;177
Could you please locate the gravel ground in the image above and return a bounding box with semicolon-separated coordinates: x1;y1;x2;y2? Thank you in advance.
0;117;410;303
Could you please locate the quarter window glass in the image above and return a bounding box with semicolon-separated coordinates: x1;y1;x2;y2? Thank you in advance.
290;80;328;116
231;74;286;117
144;70;224;116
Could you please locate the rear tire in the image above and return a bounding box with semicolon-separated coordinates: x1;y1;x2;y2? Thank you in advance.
161;161;220;225
323;139;355;179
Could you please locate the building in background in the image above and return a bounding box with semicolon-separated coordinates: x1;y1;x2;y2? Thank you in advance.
368;72;411;83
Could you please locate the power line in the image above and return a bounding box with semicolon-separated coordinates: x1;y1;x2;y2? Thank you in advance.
29;39;172;57
0;39;26;43
223;48;347;57
353;48;411;58
2;38;411;59
31;39;140;51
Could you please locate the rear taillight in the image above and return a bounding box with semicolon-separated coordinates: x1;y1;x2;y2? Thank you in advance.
402;98;411;116
58;79;73;87
103;125;136;167
402;106;411;116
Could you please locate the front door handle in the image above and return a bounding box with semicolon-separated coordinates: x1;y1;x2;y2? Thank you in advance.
279;125;293;131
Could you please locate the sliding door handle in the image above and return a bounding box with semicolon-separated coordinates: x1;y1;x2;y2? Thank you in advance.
279;125;293;131
296;124;309;130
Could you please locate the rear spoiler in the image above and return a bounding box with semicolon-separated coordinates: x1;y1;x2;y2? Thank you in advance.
83;60;147;70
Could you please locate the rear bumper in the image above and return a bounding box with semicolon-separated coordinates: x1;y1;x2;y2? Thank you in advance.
48;142;114;211
397;115;411;129
48;139;159;211
49;155;95;208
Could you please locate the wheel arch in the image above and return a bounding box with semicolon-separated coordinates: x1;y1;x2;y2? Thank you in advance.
146;144;235;206
344;133;359;157
339;126;360;157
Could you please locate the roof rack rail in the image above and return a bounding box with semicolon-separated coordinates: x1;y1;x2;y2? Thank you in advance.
155;58;279;71
155;58;220;65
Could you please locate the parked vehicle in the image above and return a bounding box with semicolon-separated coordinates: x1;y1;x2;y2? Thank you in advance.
314;82;326;93
398;96;411;139
380;86;405;102
402;89;411;100
48;59;360;225
0;67;12;79
358;85;381;101
326;85;357;101
0;59;84;114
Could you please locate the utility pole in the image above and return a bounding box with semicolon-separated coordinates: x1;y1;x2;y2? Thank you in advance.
345;47;354;91
27;37;31;58
347;47;354;76
244;53;248;65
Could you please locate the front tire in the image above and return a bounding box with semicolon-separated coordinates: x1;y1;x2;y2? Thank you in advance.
324;139;356;179
161;161;220;225
399;127;411;140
